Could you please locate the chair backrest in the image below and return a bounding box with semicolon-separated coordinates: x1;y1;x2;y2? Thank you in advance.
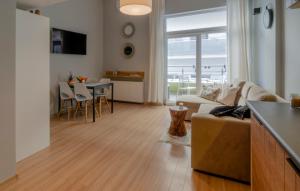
59;82;74;100
99;78;111;94
74;83;93;100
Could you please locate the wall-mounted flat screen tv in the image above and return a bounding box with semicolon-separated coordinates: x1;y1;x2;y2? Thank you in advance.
51;28;87;55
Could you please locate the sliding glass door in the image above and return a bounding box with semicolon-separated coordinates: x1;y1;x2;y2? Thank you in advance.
165;8;227;103
167;36;197;102
201;32;227;85
166;32;227;103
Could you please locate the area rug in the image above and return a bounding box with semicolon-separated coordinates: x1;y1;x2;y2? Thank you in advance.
159;126;191;147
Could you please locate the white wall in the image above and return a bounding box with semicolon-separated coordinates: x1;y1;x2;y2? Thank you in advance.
250;0;283;94
16;9;50;162
165;0;226;15
103;0;150;99
284;6;300;98
41;0;104;114
103;0;225;100
0;0;16;183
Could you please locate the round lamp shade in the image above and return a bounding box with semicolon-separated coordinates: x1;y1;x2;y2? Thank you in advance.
120;0;152;16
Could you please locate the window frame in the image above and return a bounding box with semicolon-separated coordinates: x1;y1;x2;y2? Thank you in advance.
164;7;228;104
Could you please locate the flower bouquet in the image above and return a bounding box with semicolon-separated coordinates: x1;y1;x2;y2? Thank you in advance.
76;76;88;83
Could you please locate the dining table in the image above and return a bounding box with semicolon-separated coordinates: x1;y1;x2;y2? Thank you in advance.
58;82;114;123
85;82;114;122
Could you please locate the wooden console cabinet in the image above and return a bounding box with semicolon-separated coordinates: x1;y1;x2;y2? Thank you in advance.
251;116;300;191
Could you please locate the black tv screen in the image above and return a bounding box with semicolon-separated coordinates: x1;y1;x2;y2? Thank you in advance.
51;28;87;55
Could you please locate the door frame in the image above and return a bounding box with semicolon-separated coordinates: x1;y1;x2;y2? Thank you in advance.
165;28;227;104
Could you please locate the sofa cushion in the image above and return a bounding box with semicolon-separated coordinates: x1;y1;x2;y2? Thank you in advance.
217;87;240;106
247;85;277;102
200;88;221;101
237;82;254;106
197;103;223;114
233;80;246;88
241;82;254;98
177;95;220;105
238;97;247;106
176;95;220;121
234;81;246;105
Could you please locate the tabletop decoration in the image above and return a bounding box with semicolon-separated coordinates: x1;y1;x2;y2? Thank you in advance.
77;76;88;83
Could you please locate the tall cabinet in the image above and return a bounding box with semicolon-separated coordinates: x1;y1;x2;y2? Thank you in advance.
16;9;50;162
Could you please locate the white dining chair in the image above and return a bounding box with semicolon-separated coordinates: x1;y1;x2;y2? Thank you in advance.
58;82;74;120
95;78;111;117
73;83;99;122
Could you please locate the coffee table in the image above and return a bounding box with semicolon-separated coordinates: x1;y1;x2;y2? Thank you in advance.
168;106;189;137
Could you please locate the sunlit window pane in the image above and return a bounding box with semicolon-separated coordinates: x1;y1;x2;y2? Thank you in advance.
167;37;197;102
166;10;227;32
201;33;227;84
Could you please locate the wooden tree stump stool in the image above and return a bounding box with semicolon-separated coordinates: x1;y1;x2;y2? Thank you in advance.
168;106;189;137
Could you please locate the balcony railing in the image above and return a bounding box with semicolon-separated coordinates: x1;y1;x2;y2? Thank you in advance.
167;60;227;102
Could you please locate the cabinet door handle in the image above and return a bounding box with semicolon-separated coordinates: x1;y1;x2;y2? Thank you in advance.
287;158;300;176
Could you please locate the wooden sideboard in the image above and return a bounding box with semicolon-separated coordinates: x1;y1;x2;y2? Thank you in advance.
104;71;144;103
251;115;300;191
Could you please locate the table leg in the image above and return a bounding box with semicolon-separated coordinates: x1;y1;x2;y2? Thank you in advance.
58;87;61;114
111;84;114;113
93;88;95;122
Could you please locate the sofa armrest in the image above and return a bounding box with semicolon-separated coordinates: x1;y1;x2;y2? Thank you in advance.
191;113;250;182
192;113;250;127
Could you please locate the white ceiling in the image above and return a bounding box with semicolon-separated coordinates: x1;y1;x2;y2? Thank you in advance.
17;0;68;9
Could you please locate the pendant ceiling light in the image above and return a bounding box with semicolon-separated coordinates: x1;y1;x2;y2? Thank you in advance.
120;0;152;16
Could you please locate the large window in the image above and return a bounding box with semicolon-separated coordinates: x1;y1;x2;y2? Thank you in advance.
166;9;227;32
201;33;227;84
166;8;227;103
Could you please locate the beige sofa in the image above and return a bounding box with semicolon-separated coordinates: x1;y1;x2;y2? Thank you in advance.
176;82;286;183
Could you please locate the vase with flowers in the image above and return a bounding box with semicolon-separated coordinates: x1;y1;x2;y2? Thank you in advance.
77;76;88;83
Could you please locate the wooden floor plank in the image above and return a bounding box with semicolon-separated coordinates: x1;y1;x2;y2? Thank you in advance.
0;103;250;191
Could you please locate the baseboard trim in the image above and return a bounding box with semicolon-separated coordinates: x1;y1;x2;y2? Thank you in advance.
0;174;18;185
144;102;164;106
109;100;144;105
193;169;251;185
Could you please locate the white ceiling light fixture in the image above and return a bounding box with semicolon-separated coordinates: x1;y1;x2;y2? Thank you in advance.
119;0;152;16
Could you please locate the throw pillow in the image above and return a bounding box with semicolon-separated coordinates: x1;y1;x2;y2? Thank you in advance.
200;88;221;101
217;87;239;106
233;81;246;105
247;85;277;102
209;106;237;117
232;106;251;119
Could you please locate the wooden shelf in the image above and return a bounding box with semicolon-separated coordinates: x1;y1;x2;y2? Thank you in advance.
104;71;144;81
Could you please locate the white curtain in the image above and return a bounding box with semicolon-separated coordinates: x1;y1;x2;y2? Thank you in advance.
227;0;251;82
147;0;165;104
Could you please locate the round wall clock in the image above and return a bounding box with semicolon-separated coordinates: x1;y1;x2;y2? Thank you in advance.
122;23;135;38
123;43;135;58
263;4;274;29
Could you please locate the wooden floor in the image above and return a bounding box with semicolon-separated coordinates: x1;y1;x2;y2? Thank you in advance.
0;103;250;191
